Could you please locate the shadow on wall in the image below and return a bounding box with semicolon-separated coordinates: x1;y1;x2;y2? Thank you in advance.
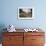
0;24;7;43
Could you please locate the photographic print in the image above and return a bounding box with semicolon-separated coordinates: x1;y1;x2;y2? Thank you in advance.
18;7;34;19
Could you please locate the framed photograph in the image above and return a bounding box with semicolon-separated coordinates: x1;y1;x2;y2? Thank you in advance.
18;7;34;19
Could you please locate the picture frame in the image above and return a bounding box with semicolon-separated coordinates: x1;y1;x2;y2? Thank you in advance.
18;7;34;19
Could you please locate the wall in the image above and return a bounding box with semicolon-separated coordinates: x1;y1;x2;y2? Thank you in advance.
0;0;46;30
